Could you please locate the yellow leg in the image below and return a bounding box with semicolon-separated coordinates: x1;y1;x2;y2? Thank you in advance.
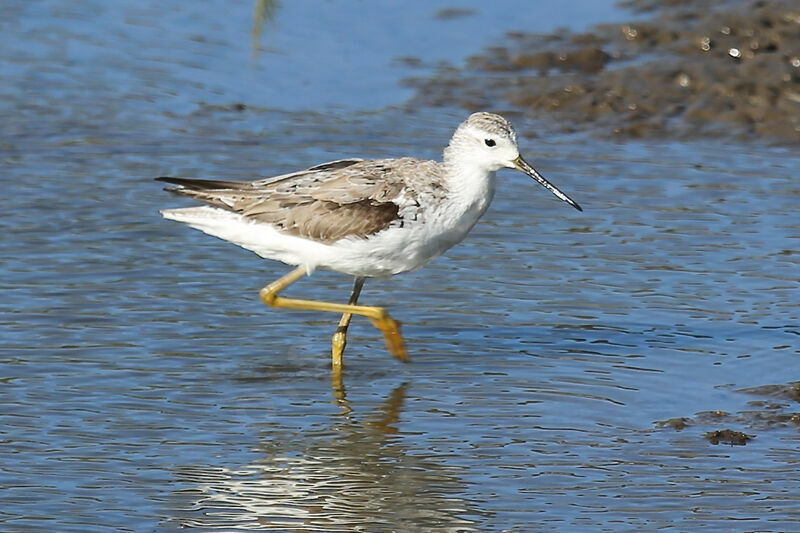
259;267;408;364
331;277;365;370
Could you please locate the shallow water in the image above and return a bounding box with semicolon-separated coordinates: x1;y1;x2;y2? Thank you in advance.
2;1;800;532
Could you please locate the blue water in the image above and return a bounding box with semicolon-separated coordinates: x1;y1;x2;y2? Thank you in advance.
2;1;800;531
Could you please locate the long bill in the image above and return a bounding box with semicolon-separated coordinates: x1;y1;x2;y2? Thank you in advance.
513;156;582;212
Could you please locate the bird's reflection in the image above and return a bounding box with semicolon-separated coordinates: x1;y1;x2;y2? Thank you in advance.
170;382;484;531
329;367;404;428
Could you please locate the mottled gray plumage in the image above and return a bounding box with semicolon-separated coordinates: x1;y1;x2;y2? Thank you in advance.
157;157;446;244
462;112;517;142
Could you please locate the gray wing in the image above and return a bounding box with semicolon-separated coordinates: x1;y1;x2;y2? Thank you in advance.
157;158;431;243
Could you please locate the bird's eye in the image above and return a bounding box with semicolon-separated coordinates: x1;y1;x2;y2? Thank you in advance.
484;139;496;147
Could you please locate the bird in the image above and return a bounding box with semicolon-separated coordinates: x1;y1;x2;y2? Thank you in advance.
156;112;581;371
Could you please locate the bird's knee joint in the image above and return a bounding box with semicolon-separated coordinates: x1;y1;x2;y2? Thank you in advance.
259;286;278;306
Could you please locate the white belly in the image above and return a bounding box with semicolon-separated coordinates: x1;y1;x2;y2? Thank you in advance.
161;186;492;279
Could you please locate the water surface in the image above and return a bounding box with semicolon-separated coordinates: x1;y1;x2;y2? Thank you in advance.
2;1;799;531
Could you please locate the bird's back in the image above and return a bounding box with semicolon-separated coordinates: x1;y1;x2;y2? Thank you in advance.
158;157;446;245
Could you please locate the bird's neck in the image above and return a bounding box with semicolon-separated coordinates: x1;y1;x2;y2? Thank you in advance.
442;156;497;217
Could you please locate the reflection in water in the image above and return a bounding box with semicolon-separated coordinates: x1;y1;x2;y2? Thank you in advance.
170;384;483;531
4;0;800;529
251;0;280;57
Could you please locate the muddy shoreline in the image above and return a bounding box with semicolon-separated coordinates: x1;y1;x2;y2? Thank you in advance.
409;0;800;143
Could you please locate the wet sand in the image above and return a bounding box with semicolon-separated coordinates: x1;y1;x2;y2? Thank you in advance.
410;0;800;142
657;381;800;445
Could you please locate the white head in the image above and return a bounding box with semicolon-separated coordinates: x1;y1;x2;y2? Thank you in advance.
445;112;582;211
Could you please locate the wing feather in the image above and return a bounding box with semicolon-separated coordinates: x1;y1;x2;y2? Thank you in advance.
157;158;427;243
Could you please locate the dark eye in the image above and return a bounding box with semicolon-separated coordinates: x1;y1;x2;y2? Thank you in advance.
484;139;496;147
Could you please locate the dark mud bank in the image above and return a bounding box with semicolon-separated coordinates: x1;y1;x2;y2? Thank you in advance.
409;0;800;143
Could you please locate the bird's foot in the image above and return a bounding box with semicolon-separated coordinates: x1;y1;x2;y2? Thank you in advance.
369;313;408;363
